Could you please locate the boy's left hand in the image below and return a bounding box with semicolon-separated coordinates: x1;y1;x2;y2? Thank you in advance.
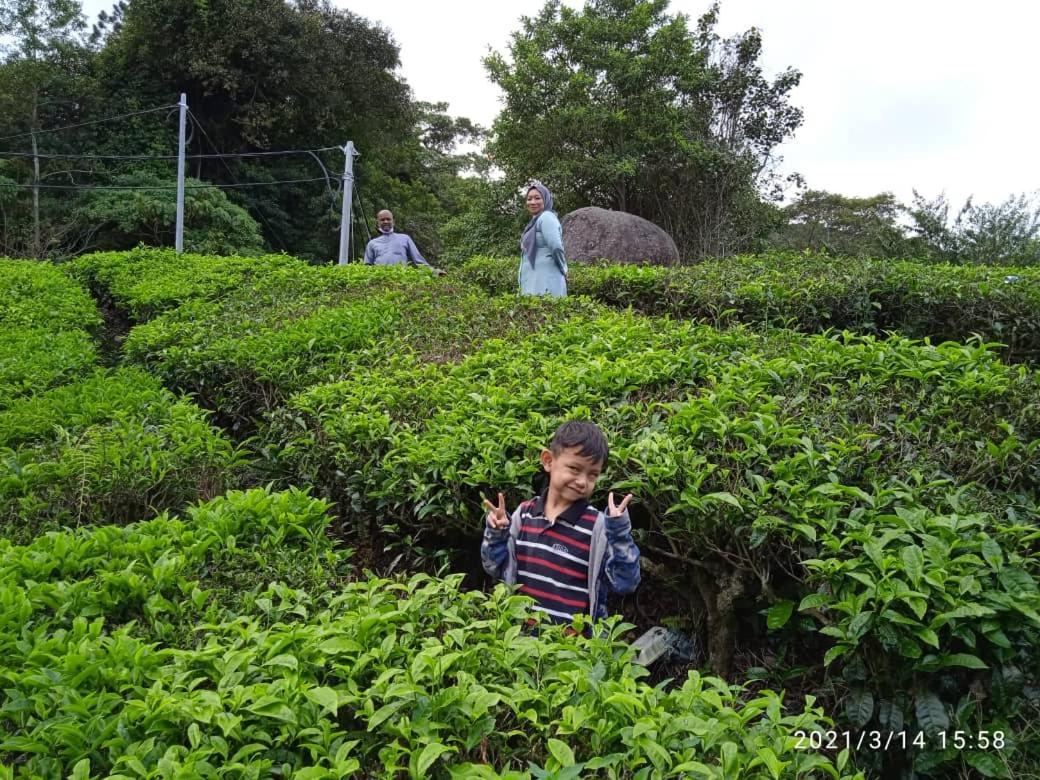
607;492;633;517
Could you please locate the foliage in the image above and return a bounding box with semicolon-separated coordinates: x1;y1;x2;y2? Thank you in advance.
438;175;522;265
12;249;1040;776
0;0;97;258
0;367;241;542
72;171;265;255
259;285;1040;776
485;0;802;259
909;190;1040;266
0;486;856;778
0;257;100;406
456;254;1040;363
770;190;912;258
72;249;593;430
0;256;101;331
85;0;476;262
67;247;304;320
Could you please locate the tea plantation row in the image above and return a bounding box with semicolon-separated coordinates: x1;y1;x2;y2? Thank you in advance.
1;486;853;778
456;255;1040;363
0;259;238;543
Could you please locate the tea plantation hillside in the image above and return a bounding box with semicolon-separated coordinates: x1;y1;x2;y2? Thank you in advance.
2;248;1039;778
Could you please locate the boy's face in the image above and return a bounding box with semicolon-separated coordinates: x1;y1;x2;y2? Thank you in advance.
540;446;604;503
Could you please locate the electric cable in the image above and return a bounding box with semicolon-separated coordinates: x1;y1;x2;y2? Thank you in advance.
0;105;179;142
0;178;329;191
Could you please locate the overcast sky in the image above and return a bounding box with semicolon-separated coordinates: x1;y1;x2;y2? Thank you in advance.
80;0;1040;208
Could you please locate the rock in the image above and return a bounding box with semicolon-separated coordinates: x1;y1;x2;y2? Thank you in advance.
561;206;680;266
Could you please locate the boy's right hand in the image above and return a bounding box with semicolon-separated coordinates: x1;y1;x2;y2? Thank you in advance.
482;492;510;530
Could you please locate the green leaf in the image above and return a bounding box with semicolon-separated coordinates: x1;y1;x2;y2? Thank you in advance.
307;686;339;715
844;689;874;727
917;627;940;648
705;491;742;511
416;742;455;776
798;593;830;612
980;537;1003;571
938;653;988;670
965;750;1011;778
914;691;949;735
824;644;850;666
547;738;576;767
766;600;794;630
900;545;924;587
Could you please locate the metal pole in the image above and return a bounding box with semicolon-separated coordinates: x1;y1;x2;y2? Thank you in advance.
175;93;187;252
338;141;356;264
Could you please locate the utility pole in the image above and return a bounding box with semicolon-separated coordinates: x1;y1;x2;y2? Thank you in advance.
175;93;187;253
338;141;357;265
30;130;40;257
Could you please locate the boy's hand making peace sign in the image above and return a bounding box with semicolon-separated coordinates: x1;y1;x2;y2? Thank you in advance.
482;492;511;530
607;492;633;517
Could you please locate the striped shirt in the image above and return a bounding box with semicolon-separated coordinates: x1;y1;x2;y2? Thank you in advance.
515;495;599;623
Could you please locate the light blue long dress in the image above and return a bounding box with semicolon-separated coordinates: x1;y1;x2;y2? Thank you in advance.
519;210;568;297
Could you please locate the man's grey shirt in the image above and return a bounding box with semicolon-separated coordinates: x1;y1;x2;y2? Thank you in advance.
363;231;430;267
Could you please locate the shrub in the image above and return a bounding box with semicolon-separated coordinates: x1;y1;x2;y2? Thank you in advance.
456;254;1040;362
0;368;240;542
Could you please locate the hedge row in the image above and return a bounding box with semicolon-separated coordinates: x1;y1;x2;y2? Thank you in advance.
456;254;1040;362
69;251;597;430
0;367;239;543
1;488;853;779
0;259;238;543
0;258;102;408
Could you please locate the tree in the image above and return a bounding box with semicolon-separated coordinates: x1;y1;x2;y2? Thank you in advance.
908;191;1040;266
0;0;92;256
484;0;802;260
771;190;911;258
89;0;476;262
73;170;264;255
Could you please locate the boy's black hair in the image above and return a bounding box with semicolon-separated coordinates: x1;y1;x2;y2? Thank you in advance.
549;420;609;465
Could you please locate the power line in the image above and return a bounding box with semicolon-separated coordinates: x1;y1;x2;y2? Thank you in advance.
0;178;329;191
0;105;179;142
0;145;343;161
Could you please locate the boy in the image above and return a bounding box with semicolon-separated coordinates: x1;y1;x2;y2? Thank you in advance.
481;420;641;624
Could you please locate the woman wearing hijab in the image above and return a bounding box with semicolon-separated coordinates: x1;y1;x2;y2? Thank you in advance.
519;181;567;297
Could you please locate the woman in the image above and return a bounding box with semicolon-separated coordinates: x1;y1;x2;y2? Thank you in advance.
519;181;567;297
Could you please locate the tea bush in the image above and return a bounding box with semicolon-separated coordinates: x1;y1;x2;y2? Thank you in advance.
0;368;240;543
119;260;596;430
66;248;306;321
0;257;102;333
0;488;856;778
0;259;103;407
456;255;1040;362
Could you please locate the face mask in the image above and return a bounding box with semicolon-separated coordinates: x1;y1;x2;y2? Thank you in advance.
379;223;393;234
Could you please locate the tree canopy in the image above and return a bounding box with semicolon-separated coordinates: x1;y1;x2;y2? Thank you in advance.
484;0;803;260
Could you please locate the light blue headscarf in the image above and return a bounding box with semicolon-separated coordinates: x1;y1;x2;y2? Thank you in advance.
520;181;554;269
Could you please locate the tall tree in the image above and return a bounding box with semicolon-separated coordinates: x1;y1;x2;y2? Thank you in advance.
0;0;91;256
484;0;802;260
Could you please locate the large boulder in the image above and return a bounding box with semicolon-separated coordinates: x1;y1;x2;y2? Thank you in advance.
561;206;680;266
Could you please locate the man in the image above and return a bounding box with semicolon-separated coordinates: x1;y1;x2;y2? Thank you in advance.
363;210;444;274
